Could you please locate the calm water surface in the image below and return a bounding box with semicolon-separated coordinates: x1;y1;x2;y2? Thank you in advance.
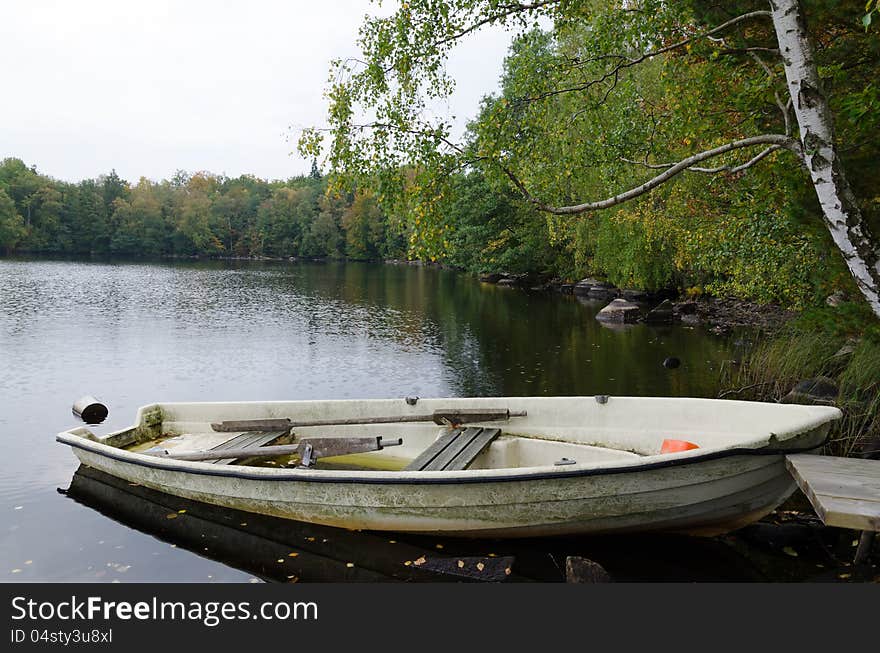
1;259;762;582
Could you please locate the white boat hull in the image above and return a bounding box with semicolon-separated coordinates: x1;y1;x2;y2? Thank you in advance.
58;396;840;537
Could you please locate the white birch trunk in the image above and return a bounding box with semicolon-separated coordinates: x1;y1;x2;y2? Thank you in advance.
770;0;880;317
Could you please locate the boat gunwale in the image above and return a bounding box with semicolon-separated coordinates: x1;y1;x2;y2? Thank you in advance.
56;397;841;485
57;429;830;486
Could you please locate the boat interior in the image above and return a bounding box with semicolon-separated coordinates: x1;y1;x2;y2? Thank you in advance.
60;397;839;473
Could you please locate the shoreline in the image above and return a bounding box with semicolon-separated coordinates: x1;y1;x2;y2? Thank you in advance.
3;251;799;332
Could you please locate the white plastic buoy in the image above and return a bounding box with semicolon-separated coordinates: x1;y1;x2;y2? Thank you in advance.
72;396;108;424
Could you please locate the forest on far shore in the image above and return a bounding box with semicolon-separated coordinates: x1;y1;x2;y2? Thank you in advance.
0;157;406;263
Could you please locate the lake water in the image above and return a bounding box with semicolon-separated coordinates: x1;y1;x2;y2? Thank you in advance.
1;258;786;582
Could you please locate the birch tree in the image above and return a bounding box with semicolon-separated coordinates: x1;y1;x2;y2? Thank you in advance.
303;0;880;317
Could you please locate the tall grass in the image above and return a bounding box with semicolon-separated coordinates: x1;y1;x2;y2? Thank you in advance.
720;330;880;457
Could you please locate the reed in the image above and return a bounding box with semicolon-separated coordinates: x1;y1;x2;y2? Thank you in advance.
720;330;880;458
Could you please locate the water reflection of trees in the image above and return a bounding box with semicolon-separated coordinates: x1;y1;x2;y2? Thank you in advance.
245;261;737;399
41;258;735;399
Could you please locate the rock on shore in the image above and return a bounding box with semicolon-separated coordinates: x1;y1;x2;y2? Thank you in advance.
595;298;642;323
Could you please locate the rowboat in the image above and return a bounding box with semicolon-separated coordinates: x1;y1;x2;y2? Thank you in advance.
56;396;841;537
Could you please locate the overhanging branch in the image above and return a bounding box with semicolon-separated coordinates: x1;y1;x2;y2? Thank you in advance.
621;144;783;174
500;134;799;215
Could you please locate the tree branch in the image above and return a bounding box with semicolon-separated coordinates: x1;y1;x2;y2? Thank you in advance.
514;10;772;105
622;144;782;174
434;1;560;48
501;134;799;215
716;47;780;55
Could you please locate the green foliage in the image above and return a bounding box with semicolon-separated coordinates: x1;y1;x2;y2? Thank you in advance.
308;0;880;314
0;187;25;252
0;157;407;262
593;210;678;292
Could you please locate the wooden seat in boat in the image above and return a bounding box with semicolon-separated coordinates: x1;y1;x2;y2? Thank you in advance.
203;430;291;464
405;427;502;471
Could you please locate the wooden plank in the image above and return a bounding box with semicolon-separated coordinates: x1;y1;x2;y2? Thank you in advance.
802;474;880;501
445;428;501;471
855;531;876;564
207;430;289;464
215;431;281;450
211;419;291;432
786;454;880;482
785;454;880;532
817;497;880;531
422;428;485;471
404;429;465;471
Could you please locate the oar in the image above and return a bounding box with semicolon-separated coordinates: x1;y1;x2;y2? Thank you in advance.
210;408;527;432
147;436;403;463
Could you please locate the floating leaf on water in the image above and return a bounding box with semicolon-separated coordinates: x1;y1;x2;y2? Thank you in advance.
413;556;426;566
165;513;178;520
782;546;798;557
477;562;485;572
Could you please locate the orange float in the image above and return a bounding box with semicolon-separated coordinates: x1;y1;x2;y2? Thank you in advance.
660;439;700;454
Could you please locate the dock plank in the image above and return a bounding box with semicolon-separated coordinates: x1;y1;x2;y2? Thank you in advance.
785;454;880;531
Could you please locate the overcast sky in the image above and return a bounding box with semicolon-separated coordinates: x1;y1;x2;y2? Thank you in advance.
0;1;513;183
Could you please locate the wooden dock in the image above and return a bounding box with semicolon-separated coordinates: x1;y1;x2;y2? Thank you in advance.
785;453;880;563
